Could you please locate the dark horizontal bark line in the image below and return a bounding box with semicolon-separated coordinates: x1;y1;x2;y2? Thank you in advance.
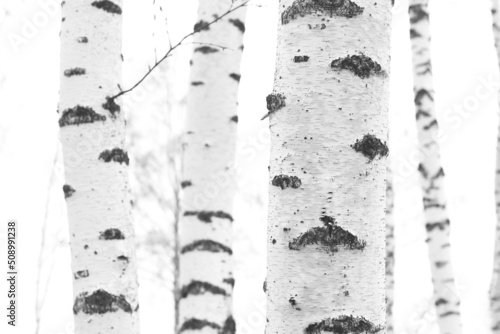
99;228;125;240
183;210;233;223
180;316;235;334
305;315;383;334
74;270;89;279
425;219;450;232
181;180;192;188
294;55;309;62
73;289;132;315
229;73;241;82
91;0;122;14
409;3;429;24
282;0;363;25
64;67;86;77
180;280;227;298
194;46;219;54
272;174;302;189
99;148;129;165
191;81;205;86
181;239;233;255
59;105;106;127
262;93;286;120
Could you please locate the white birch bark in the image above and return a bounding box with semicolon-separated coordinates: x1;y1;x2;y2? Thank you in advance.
490;0;500;332
265;1;391;333
386;167;394;334
178;1;246;333
408;1;462;333
59;1;139;333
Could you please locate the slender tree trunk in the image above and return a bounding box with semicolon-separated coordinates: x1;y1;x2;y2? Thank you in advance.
386;167;395;334
59;1;139;333
408;1;462;333
490;0;500;332
177;1;246;333
265;1;391;333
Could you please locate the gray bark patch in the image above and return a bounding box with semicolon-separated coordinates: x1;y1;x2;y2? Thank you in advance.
91;0;122;14
272;174;302;189
102;96;120;117
331;54;382;78
294;55;310;62
351;134;388;161
180;281;227;298
229;18;245;33
74;270;89;279
194;46;219;54
282;0;364;25
181;239;233;255
229;73;241;82
99;228;125;240
73;289;132;315
289;216;366;252
191;81;205;86
59;105;106;127
64;67;86;77
181;180;192;188
63;184;75;199
98;148;129;165
77;36;88;43
194;20;210;31
184;210;234;223
305;315;383;333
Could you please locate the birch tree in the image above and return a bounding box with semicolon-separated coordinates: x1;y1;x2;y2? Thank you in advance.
386;168;395;334
59;1;139;333
490;0;500;331
265;1;391;332
177;1;246;332
408;1;462;333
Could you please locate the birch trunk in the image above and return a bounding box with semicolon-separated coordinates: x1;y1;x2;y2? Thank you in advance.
178;1;246;333
386;167;394;334
265;1;391;333
408;1;462;333
490;0;500;332
59;1;139;333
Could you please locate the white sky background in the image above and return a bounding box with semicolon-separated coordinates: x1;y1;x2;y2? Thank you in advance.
0;0;498;333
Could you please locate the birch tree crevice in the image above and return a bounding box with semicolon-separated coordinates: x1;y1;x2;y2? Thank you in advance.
489;0;500;331
59;1;139;333
265;1;392;333
408;1;462;333
178;1;246;333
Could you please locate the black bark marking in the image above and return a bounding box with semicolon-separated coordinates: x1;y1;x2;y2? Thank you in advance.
191;81;205;86
331;54;382;78
229;18;245;33
99;228;125;240
194;20;210;31
77;36;88;43
91;0;122;14
410;28;421;39
425;219;450;232
418;163;428;178
181;180;192;188
414;89;434;106
184;210;234;223
74;270;89;279
180;281;227;298
416;109;430;119
435;261;447;268
229;73;241;82
272;174;302;189
73;290;132;315
416;60;432;75
98;148;129;165
64;67;86;77
102;96;120;117
289;216;366;252
117;255;129;264
230;115;238;123
289;297;297;306
179;318;220;333
221;316;236;334
423;119;438;130
59;105;106;127
282;0;364;25
181;240;233;255
294;55;310;62
441;311;460;317
351;134;388;161
409;4;428;24
194;46;219;54
305;315;384;333
263;280;267;292
223;277;235;287
63;184;75;199
262;93;286;120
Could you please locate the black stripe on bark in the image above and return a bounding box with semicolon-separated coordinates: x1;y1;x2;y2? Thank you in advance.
416;60;432;75
221;316;236;334
77;36;88;43
181;180;192;188
230;115;238;123
409;4;428;24
229;73;241;82
351;134;389;161
305;315;384;334
289;216;366;252
423;119;438;130
410;28;421;39
414;88;433;105
181;239;233;255
184;210;234;223
331;54;382;79
179;318;220;333
180;281;227;298
59;105;106;127
63;184;75;199
74;270;89;279
440;311;460;318
64;67;86;77
102;96;120;117
416;109;430;119
195;46;219;54
229;18;245;33
194;20;210;31
282;0;364;25
426;219;450;232
435;298;449;306
191;81;204;86
223;277;235;287
272;174;302;189
73;289;132;315
418;163;428;178
99;228;125;240
294;55;310;62
91;0;122;14
98;148;129;165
